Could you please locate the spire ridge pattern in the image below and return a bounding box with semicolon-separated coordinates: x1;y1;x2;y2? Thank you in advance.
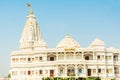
19;11;47;50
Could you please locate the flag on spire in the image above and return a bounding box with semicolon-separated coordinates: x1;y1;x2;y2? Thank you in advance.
26;3;31;7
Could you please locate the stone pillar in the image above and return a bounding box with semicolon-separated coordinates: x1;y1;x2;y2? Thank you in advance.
103;54;105;61
74;51;76;60
44;53;47;61
75;65;77;78
84;64;87;77
65;65;67;77
112;66;115;78
105;67;107;78
82;51;84;60
91;68;93;76
93;51;95;60
118;54;120;61
56;65;58;77
118;67;120;77
64;52;66;60
56;52;58;61
96;66;98;77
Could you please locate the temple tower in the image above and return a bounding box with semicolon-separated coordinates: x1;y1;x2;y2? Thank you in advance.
19;10;47;50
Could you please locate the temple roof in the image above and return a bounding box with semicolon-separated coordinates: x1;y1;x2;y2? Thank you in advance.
56;34;80;48
89;38;105;48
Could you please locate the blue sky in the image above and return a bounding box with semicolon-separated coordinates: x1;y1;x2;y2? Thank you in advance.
0;0;120;77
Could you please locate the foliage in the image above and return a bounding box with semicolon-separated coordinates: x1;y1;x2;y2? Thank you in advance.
78;77;86;80
4;73;11;78
68;77;76;80
8;74;11;78
42;77;102;80
111;79;115;80
64;78;68;80
87;77;101;80
67;73;75;76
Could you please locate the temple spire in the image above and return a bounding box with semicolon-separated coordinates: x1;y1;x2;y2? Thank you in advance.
19;9;47;50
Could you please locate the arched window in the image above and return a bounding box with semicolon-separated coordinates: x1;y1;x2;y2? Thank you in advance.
77;65;83;75
28;58;31;62
67;65;75;76
28;71;31;75
50;57;54;61
97;55;100;59
84;53;93;60
85;56;89;60
47;55;56;61
67;68;75;76
39;56;42;60
114;55;118;61
12;58;15;62
78;68;82;74
60;69;63;74
59;67;64;75
98;68;101;73
58;65;65;76
39;70;43;75
32;58;34;61
114;67;119;74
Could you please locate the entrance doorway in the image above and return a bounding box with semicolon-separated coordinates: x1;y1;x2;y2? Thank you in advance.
50;70;54;77
87;69;91;76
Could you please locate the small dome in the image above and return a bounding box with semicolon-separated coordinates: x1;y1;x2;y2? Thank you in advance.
108;47;115;50
89;38;105;48
56;34;80;48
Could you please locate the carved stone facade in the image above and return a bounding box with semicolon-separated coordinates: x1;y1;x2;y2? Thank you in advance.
10;11;120;80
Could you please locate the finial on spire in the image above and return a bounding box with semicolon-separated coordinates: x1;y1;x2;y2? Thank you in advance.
30;10;33;14
26;3;33;15
65;34;71;38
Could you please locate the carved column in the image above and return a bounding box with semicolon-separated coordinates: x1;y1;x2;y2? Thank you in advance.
75;64;77;77
56;52;58;61
74;51;76;60
56;65;58;77
93;51;95;60
84;64;87;77
65;65;67;77
82;51;84;60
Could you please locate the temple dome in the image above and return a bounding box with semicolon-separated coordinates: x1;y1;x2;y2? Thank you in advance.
89;38;105;48
56;35;80;48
